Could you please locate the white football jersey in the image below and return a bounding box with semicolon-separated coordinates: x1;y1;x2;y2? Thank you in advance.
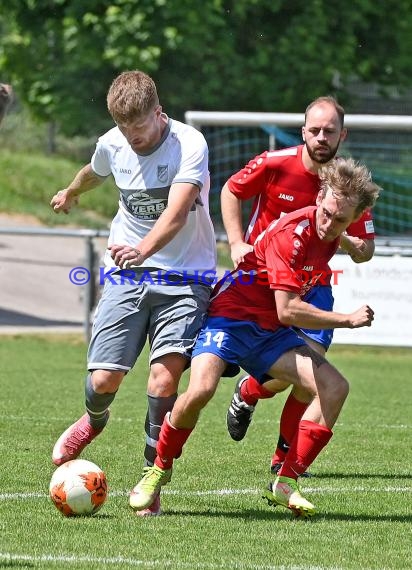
91;117;217;273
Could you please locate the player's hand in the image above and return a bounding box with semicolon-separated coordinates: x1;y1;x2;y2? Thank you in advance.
109;244;144;269
348;305;374;328
230;241;254;267
50;189;79;214
339;235;367;262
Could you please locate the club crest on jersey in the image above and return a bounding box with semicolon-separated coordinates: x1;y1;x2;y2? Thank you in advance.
157;164;169;183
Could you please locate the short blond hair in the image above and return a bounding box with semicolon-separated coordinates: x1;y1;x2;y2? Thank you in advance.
318;157;381;215
107;70;159;124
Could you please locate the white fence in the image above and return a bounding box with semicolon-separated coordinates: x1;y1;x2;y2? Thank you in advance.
330;252;412;347
0;226;109;340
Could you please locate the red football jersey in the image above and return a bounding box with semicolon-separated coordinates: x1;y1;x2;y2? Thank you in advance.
227;145;375;244
209;206;340;331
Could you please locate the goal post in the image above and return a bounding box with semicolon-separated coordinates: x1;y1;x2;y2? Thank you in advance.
185;110;412;239
185;110;412;130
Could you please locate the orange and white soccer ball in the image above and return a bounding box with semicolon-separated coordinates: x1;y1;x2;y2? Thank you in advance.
49;459;108;516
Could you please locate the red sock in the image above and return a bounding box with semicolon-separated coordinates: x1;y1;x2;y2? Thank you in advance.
271;394;309;465
154;413;193;470
240;376;274;406
278;420;333;479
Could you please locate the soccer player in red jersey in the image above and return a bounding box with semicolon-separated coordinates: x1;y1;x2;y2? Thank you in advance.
222;96;376;474
129;157;381;517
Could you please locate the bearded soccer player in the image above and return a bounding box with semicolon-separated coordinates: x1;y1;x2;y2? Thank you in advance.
129;158;380;517
222;96;375;476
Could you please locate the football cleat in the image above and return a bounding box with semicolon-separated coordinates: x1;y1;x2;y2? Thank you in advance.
52;412;108;466
270;462;312;478
129;465;172;511
134;492;162;517
226;376;256;441
262;476;316;518
133;467;162;516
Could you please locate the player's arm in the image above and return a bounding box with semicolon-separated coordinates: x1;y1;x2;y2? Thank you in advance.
221;181;254;266
340;208;375;263
50;164;106;214
339;234;374;263
274;290;374;329
110;181;199;268
222;152;270;266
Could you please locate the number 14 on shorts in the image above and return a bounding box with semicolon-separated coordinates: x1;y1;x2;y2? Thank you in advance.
202;331;225;348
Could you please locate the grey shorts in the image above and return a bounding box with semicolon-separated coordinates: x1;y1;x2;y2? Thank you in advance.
87;272;211;372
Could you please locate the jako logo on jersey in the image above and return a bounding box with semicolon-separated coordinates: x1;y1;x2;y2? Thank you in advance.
279;193;294;201
120;168;132;174
303;265;314;271
158;165;169;183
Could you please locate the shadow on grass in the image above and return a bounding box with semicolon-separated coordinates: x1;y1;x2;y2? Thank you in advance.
160;507;412;524
304;471;412;480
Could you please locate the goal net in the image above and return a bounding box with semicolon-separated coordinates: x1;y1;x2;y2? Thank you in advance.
185;111;412;241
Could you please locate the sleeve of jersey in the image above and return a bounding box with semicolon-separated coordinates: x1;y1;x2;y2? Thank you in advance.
173;131;209;189
263;231;302;295
227;152;268;200
90;140;112;178
346;208;375;239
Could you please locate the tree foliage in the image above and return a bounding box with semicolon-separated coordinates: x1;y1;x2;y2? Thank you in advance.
0;0;411;140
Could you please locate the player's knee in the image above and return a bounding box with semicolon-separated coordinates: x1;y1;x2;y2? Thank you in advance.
328;374;349;405
339;376;350;401
91;369;125;393
148;373;179;397
148;358;185;395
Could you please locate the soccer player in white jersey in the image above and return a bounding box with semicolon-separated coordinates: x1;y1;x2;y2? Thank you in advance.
50;70;217;516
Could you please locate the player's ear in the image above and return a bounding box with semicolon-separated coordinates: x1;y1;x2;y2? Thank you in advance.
301;126;306;141
316;190;323;206
340;127;348;142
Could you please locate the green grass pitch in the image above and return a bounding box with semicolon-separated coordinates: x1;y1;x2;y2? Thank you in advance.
0;334;411;569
